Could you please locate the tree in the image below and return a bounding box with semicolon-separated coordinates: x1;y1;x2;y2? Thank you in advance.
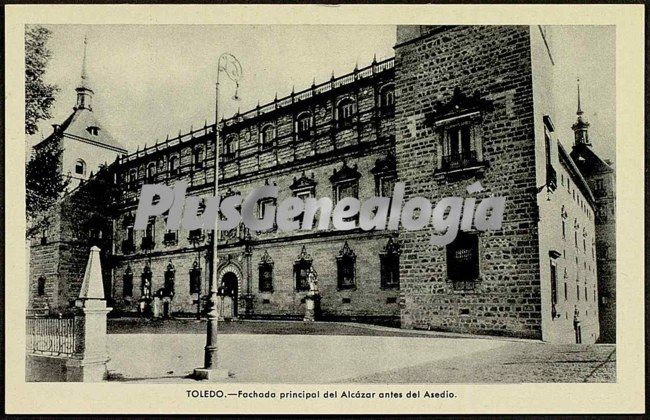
26;140;69;236
25;25;59;136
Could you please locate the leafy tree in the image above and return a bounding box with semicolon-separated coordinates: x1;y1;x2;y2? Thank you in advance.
25;25;59;135
26;140;69;236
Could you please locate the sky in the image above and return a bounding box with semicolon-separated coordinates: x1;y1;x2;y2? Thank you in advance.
31;25;615;163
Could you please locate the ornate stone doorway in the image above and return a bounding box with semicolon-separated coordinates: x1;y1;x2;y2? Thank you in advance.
221;271;239;318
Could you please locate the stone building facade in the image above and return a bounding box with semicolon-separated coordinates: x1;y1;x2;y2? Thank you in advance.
570;101;616;343
28;25;615;343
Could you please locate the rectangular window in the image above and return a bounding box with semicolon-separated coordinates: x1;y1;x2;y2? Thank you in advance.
564;282;568;301
335;180;358;202
446;233;479;290
380;254;400;289
189;264;201;294
37;277;46;296
337;257;356;290
442;125;476;170
259;263;273;292
562;219;566;239
294;260;311;291
550;261;558;305
377;175;396;198
576;284;580;301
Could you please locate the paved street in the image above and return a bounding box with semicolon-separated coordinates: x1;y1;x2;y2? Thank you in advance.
105;319;615;383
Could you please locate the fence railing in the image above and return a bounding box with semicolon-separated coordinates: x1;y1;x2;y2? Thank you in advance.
26;317;78;357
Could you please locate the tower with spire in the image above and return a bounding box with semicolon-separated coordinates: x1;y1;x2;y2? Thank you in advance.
572;79;591;146
33;35;127;190
568;78;617;344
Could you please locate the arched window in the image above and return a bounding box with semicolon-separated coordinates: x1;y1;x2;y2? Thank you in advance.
169;156;179;175
86;126;99;136
261;124;275;148
146;163;156;183
193;146;204;169
296;112;312;139
75;159;86;176
379;84;395;114
336;97;355;128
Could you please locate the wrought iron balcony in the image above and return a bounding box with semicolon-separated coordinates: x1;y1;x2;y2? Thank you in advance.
441;150;478;171
188;229;205;244
163;231;178;246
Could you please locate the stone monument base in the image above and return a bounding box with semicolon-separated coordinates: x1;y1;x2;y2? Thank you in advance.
303;294;321;323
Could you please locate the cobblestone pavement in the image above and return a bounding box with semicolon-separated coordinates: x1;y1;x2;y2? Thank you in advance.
345;342;616;383
106;319;615;383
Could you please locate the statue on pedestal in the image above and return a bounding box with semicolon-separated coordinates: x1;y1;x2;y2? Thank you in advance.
304;266;321;323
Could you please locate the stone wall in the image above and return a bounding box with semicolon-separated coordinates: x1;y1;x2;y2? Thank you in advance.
394;26;543;338
28;168;115;314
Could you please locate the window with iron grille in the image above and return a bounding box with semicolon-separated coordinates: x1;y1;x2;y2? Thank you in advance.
380;238;400;289
446;232;480;290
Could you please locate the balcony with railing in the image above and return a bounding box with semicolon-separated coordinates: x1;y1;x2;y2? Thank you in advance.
441;150;479;171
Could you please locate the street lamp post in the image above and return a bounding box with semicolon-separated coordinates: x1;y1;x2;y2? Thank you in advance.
194;53;242;381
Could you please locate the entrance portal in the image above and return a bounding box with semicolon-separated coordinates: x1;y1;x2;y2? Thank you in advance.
221;272;239;318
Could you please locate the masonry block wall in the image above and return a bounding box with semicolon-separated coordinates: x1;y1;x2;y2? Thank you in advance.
393;26;543;338
29;170;115;315
111;60;400;321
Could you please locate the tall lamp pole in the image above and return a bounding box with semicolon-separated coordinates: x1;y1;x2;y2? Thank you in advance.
195;52;242;380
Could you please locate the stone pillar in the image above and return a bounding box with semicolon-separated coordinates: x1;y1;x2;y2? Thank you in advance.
65;246;111;382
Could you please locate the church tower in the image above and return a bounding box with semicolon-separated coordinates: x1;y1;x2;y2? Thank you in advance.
33;36;127;190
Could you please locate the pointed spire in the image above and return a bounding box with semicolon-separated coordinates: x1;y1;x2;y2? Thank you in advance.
572;78;591;147
373;53;377;64
80;35;89;88
576;78;583;116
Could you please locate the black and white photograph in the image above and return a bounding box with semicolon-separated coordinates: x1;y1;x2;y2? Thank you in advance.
5;4;645;416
